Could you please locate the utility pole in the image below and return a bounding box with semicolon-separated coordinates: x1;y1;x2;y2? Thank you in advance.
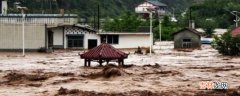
159;17;162;42
149;12;153;56
22;10;25;56
231;11;240;27
147;7;158;56
16;4;28;56
189;7;192;28
93;10;96;29
97;4;100;30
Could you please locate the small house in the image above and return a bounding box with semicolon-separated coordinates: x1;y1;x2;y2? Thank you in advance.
173;28;202;49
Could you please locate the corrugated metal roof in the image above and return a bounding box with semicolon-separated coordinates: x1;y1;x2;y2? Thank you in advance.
231;27;240;37
80;43;128;60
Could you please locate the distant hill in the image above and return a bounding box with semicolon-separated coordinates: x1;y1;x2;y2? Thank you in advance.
5;0;204;18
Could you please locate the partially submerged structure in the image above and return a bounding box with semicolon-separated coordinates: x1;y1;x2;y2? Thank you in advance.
0;1;150;51
173;28;202;49
80;43;128;67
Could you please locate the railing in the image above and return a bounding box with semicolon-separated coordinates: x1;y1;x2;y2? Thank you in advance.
0;14;78;25
135;8;166;14
0;14;78;17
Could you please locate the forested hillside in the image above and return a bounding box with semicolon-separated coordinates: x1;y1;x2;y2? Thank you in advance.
4;0;196;18
190;0;240;28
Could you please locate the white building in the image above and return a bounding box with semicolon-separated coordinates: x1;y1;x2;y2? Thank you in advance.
49;25;150;49
0;15;150;51
0;14;78;51
0;1;150;51
97;32;150;49
135;0;167;15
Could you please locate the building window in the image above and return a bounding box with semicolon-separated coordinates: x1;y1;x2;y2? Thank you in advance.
101;35;119;44
182;39;192;48
67;35;84;48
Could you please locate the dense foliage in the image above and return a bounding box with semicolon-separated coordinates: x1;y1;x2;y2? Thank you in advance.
199;19;217;37
188;0;240;29
213;33;240;56
103;12;148;32
153;16;181;40
5;0;195;17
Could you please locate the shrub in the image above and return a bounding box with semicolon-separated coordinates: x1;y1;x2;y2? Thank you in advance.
134;46;143;54
145;47;155;54
38;47;46;53
213;32;240;56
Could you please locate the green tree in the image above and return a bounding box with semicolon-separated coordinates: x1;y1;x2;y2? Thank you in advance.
103;12;146;32
199;19;217;37
213;32;240;56
153;16;181;40
185;0;240;29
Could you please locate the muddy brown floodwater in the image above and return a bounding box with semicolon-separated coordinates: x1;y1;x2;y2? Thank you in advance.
0;42;239;96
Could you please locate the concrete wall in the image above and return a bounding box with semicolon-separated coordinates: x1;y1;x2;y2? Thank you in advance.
174;30;201;49
111;35;150;49
0;23;45;50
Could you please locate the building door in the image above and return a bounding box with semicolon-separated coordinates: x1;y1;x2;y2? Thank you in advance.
67;35;84;48
48;31;54;47
88;39;97;49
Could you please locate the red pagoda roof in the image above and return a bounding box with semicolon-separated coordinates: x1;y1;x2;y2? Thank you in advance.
231;27;240;37
80;43;128;60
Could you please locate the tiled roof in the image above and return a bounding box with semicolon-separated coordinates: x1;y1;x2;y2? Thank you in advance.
147;0;167;7
80;43;128;60
231;27;240;37
172;28;203;36
49;24;96;32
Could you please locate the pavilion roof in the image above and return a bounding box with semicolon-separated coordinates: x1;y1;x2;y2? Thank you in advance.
80;43;128;60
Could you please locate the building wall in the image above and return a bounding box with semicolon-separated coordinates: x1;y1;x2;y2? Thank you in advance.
174;30;201;49
1;0;7;15
135;2;166;14
51;27;64;48
0;0;2;14
0;23;45;50
63;26;100;49
135;2;154;13
83;33;100;49
111;35;150;49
